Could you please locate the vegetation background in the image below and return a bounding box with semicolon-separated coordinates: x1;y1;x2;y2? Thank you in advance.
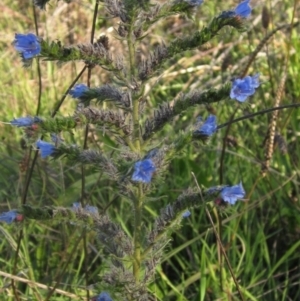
0;0;299;300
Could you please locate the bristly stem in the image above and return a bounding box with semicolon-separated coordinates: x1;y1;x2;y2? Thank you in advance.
127;12;143;284
127;22;140;152
32;2;42;116
133;184;143;283
81;1;100;299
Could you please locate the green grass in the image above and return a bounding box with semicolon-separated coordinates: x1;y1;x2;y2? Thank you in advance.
0;0;300;300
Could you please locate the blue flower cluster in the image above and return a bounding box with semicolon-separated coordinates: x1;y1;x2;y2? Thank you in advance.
194;114;217;137
220;182;245;205
69;84;89;99
13;33;41;59
91;292;113;301
132;159;156;183
10;116;42;127
220;0;252;19
96;292;113;301
235;0;251;18
0;210;22;224
182;210;191;218
185;0;204;7
230;74;260;102
36;140;55;158
72;202;98;214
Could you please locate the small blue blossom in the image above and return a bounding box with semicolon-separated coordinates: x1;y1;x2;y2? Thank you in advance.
84;205;98;214
194;115;217;137
94;292;113;301
71;203;98;214
235;0;252;18
10;116;35;127
220;182;245;205
72;202;81;211
69;84;89;99
13;33;41;59
185;0;204;6
182;210;191;218
0;210;18;224
132;159;156;183
36;140;55;158
230;74;260;102
9;116;42;127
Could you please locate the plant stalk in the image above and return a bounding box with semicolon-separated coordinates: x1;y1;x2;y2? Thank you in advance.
133;184;143;283
127;23;140;152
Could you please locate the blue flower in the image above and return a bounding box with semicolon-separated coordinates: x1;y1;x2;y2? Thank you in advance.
10;116;41;127
182;210;191;218
10;116;35;127
0;210;18;224
230;74;260;102
36;140;55;158
235;0;252;18
13;33;41;60
84;205;98;214
72;202;81;211
132;159;156;183
194;115;217;137
69;84;89;99
220;182;245;205
71;203;98;214
94;292;113;301
185;0;204;6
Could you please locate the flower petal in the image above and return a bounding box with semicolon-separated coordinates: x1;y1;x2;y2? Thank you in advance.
220;182;245;205
235;0;252;18
132;159;156;183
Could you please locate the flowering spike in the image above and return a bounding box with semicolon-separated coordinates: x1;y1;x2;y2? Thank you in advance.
36;140;55;158
0;210;19;224
132;159;156;183
69;84;89;99
235;0;252;18
230;74;260;102
220;182;245;205
13;33;41;60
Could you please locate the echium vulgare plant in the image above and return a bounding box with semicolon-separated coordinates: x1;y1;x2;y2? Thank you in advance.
1;0;261;300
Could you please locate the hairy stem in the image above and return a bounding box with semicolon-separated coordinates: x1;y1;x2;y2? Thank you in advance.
133;184;143;283
127;23;140;152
